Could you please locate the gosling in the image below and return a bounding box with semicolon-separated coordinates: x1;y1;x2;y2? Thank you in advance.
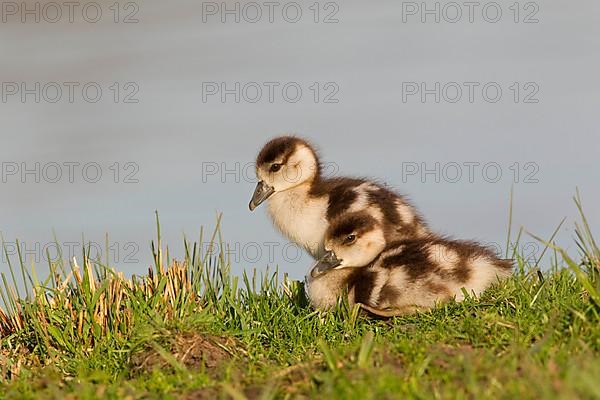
306;211;513;317
249;136;429;259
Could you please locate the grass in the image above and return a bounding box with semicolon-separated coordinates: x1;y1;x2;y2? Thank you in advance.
0;196;599;399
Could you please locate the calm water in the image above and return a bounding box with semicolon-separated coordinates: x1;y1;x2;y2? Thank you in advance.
1;0;599;280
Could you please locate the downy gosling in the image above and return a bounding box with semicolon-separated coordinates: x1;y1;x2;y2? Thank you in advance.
306;211;513;317
249;136;429;259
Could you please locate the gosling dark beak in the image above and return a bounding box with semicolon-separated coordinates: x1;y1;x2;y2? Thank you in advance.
310;250;343;278
249;181;275;211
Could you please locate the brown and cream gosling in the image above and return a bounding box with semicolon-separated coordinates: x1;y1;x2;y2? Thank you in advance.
249;136;429;259
305;211;513;317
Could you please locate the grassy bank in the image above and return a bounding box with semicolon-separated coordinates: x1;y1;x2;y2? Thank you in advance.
0;197;599;399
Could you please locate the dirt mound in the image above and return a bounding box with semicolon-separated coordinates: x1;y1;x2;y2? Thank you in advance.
131;332;236;374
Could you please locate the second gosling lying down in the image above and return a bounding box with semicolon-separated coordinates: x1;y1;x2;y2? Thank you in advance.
306;212;513;317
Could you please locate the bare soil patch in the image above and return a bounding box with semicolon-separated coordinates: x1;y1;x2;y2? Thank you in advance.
131;332;237;376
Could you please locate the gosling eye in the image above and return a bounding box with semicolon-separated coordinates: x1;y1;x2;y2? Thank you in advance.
344;234;356;245
270;163;282;173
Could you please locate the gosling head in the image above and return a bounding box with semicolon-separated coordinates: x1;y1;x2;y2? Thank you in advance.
310;212;386;278
249;136;320;211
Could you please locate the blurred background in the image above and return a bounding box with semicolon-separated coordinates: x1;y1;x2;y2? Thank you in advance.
0;0;598;279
